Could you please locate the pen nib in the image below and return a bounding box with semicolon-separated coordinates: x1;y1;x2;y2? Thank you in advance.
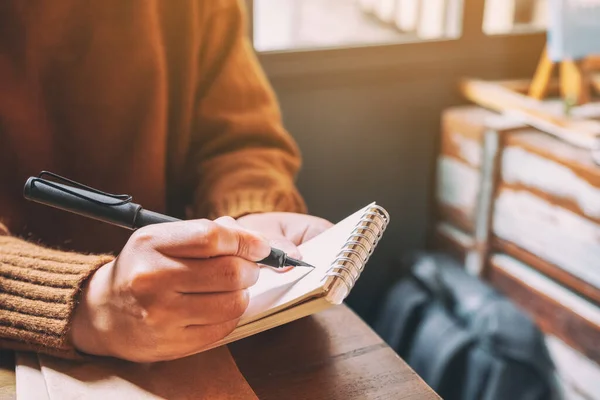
288;257;316;269
297;260;315;268
296;260;315;268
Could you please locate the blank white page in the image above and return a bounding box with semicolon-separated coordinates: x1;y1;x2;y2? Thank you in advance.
239;203;373;325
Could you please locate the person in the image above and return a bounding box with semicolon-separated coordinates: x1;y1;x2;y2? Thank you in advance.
0;0;332;363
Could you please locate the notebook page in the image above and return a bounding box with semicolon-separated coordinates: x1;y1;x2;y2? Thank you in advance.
15;353;50;400
239;203;373;325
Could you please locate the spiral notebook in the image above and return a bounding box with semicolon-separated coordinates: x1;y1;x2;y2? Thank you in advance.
207;202;390;349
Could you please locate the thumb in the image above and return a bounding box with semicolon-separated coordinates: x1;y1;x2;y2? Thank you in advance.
147;218;271;261
213;216;273;261
215;216;302;263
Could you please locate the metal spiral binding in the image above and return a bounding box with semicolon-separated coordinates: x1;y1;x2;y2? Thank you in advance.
322;205;389;296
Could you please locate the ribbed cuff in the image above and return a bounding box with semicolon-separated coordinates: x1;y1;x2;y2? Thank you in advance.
202;190;307;219
0;236;114;359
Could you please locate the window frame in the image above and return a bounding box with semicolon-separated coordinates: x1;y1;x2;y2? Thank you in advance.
246;0;546;80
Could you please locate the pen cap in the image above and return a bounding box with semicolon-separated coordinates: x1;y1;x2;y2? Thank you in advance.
23;177;142;230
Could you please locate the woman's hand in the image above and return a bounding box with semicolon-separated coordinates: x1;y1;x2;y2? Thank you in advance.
70;217;271;362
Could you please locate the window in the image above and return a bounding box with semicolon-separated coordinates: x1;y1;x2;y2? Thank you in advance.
252;0;464;53
482;0;547;35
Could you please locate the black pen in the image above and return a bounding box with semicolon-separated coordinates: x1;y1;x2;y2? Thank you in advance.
23;172;314;269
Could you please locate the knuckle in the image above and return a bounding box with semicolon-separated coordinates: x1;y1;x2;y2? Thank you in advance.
318;218;333;228
246;262;260;287
197;220;222;247
130;227;156;247
216;215;236;224
128;274;170;326
223;290;249;319
236;233;252;258
222;266;242;289
222;258;245;288
129;270;154;297
127;259;176;294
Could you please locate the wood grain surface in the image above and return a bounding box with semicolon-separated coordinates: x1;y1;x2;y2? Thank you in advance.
488;260;600;365
0;305;438;400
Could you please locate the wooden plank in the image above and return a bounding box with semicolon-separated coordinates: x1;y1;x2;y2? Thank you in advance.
500;78;559;95
492;186;600;292
488;254;600;365
545;335;600;399
436;155;480;232
501;131;600;223
461;78;600;149
494;238;600;305
436;106;526;233
432;222;473;264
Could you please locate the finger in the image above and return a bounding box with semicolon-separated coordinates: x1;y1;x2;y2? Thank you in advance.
132;219;271;261
267;235;302;261
214;216;270;242
171;256;260;293
167;290;250;326
133;319;240;362
215;216;302;270
283;217;334;246
176;319;240;356
301;219;334;244
214;215;237;227
216;216;301;268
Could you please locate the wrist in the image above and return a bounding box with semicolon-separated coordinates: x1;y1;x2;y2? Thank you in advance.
70;260;114;358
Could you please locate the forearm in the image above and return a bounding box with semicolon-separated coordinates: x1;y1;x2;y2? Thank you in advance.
0;232;113;359
189;1;307;219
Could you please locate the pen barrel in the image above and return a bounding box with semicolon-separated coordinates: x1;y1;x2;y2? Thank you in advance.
23;177;157;230
135;209;180;228
23;174;298;268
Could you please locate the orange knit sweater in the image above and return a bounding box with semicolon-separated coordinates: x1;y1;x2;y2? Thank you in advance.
0;0;305;358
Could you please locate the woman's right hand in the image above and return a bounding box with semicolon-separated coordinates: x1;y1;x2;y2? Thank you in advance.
70;216;271;362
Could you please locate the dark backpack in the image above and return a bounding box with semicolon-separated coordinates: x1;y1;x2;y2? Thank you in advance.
374;252;560;400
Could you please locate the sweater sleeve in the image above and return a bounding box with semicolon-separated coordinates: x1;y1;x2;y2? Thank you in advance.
187;0;307;220
0;229;114;359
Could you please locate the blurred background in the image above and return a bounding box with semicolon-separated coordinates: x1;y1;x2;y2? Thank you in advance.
246;0;547;319
246;1;600;399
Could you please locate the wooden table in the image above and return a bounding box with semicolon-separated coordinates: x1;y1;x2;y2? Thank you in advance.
0;305;438;399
